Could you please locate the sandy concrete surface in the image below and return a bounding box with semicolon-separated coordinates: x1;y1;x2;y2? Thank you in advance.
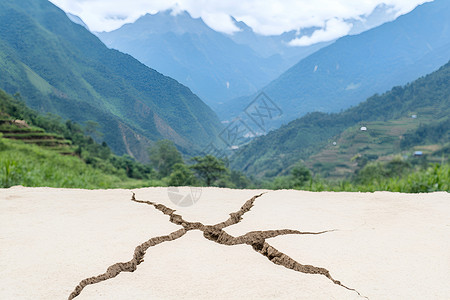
0;187;449;299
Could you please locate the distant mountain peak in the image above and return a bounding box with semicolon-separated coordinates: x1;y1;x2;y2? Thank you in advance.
123;9;212;35
158;8;191;18
230;16;253;33
348;3;399;35
167;3;183;16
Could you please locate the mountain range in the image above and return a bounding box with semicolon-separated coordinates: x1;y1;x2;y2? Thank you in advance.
0;0;223;161
219;0;450;126
97;10;293;108
96;3;413;111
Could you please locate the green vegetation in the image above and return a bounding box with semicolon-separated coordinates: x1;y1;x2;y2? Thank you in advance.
0;90;157;188
148;140;183;178
190;155;228;186
0;88;242;189
0;89;245;189
144;139;449;192
232;60;450;179
0;0;222;161
0;89;154;181
305;117;448;180
401;119;449;149
148;142;240;188
0;137;137;188
168;163;197;186
1;87;448;192
1;132;447;192
265;158;449;193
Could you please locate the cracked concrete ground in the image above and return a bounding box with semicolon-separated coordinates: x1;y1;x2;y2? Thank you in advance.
0;187;449;299
68;193;363;299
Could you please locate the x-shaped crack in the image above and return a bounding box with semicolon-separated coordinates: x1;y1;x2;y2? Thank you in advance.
68;193;366;299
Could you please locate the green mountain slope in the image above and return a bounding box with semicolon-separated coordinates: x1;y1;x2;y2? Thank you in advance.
231;60;450;178
0;89;155;188
0;0;222;161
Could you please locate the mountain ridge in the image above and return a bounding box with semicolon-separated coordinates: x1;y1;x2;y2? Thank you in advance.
97;10;291;107
219;0;450;125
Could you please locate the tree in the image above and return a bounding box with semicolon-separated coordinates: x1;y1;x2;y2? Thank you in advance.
291;162;312;187
190;155;228;186
354;162;385;184
168;163;197;186
148;140;183;177
230;170;251;189
83;120;103;141
385;157;411;177
270;175;295;190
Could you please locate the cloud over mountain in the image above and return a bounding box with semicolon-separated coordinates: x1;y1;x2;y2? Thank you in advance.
51;0;432;44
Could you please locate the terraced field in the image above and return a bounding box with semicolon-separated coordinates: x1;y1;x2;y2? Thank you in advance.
306;113;448;179
0;119;75;155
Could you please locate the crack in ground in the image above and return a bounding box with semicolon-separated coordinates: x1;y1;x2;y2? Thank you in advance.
68;192;367;299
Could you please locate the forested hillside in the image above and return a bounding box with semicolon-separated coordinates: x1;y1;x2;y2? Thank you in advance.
0;89;155;188
0;0;222;162
231;60;450;178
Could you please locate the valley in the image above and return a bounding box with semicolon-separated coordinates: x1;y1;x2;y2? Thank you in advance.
0;0;448;192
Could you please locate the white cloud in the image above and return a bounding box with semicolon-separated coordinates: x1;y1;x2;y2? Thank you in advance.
289;18;353;46
201;13;240;34
50;0;433;39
